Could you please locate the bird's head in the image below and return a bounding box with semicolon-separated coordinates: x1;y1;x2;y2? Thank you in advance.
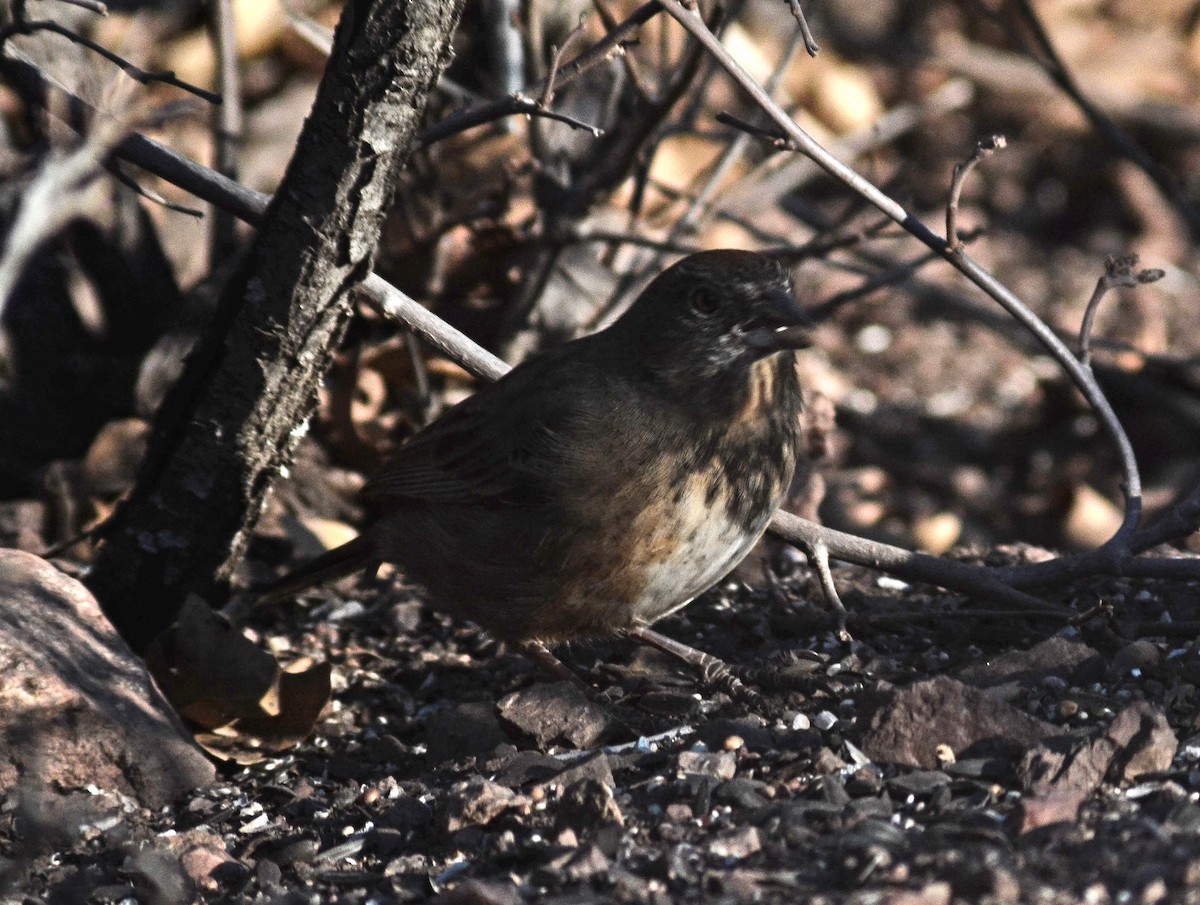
609;250;811;383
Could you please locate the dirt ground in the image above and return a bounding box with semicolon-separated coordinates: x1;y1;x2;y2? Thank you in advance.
2;0;1200;902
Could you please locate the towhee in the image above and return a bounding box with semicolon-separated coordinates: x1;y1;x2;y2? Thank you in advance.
262;250;810;681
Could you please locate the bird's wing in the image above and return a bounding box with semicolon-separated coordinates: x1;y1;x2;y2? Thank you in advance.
361;355;581;507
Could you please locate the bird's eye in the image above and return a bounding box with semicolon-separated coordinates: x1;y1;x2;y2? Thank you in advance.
690;291;718;316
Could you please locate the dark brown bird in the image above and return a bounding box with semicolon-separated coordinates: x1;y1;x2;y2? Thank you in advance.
263;250;809;655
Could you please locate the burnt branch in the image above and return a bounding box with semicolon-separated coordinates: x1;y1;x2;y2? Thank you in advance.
417;1;663;148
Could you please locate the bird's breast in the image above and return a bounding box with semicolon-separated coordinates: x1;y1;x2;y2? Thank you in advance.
546;354;802;634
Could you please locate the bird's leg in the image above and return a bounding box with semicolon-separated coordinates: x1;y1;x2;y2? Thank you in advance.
629;626;762;706
519;640;591;692
799;539;851;642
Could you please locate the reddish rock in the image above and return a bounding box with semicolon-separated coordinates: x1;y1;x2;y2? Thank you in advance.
0;550;214;818
859;675;1055;769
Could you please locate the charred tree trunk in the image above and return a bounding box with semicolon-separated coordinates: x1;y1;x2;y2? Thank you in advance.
88;0;464;651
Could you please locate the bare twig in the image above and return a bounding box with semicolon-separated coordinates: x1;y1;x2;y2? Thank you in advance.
53;0;108;12
592;28;807;332
717;78;975;220
714;110;787;146
946;134;1005;250
769;512;1071;618
808;247;945;321
592;0;658;103
784;0;820;57
208;0;243;263
1078;254;1164;367
108;163;204;217
0;18;220;104
540;16;591;108
674;28;807;239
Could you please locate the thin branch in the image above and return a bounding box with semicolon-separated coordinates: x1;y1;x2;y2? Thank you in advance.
784;0;820;57
1078;254;1164;368
808;247;945;321
53;0;108;12
540;16;591;108
946;133;1005;251
716;79;975;220
592;0;659;103
108;162;204;217
512;94;604;136
1;19;221;104
208;0;243;264
769;512;1072;618
714;110;788;146
673;28;807;239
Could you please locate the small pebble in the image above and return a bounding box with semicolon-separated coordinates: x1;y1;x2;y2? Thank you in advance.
812;711;837;731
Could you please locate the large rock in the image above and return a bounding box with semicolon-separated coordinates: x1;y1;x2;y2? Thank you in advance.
858;675;1055;769
0;550;214;814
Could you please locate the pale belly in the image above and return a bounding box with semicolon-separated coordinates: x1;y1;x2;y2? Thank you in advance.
628;485;780;625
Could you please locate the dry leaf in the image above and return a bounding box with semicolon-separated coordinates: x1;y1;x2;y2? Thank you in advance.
146;596;331;760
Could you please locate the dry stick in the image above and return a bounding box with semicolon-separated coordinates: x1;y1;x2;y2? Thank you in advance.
673;29;807;242
1078;255;1164;368
657;0;1142;558
784;0;820;57
807;247;944;321
208;0;242;264
581;25;806;328
713;111;975;318
591;25;808;333
801;539;849;639
591;0;658;104
51;0;108;12
540;18;592;109
108;163;204;217
946;134;1005;251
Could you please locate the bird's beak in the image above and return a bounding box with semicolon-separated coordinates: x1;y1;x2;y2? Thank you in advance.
741;288;813;352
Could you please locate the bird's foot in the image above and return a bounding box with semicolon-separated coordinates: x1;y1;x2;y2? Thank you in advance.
629;626;763;708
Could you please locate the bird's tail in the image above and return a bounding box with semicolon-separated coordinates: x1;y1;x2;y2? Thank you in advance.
255;533;379;609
